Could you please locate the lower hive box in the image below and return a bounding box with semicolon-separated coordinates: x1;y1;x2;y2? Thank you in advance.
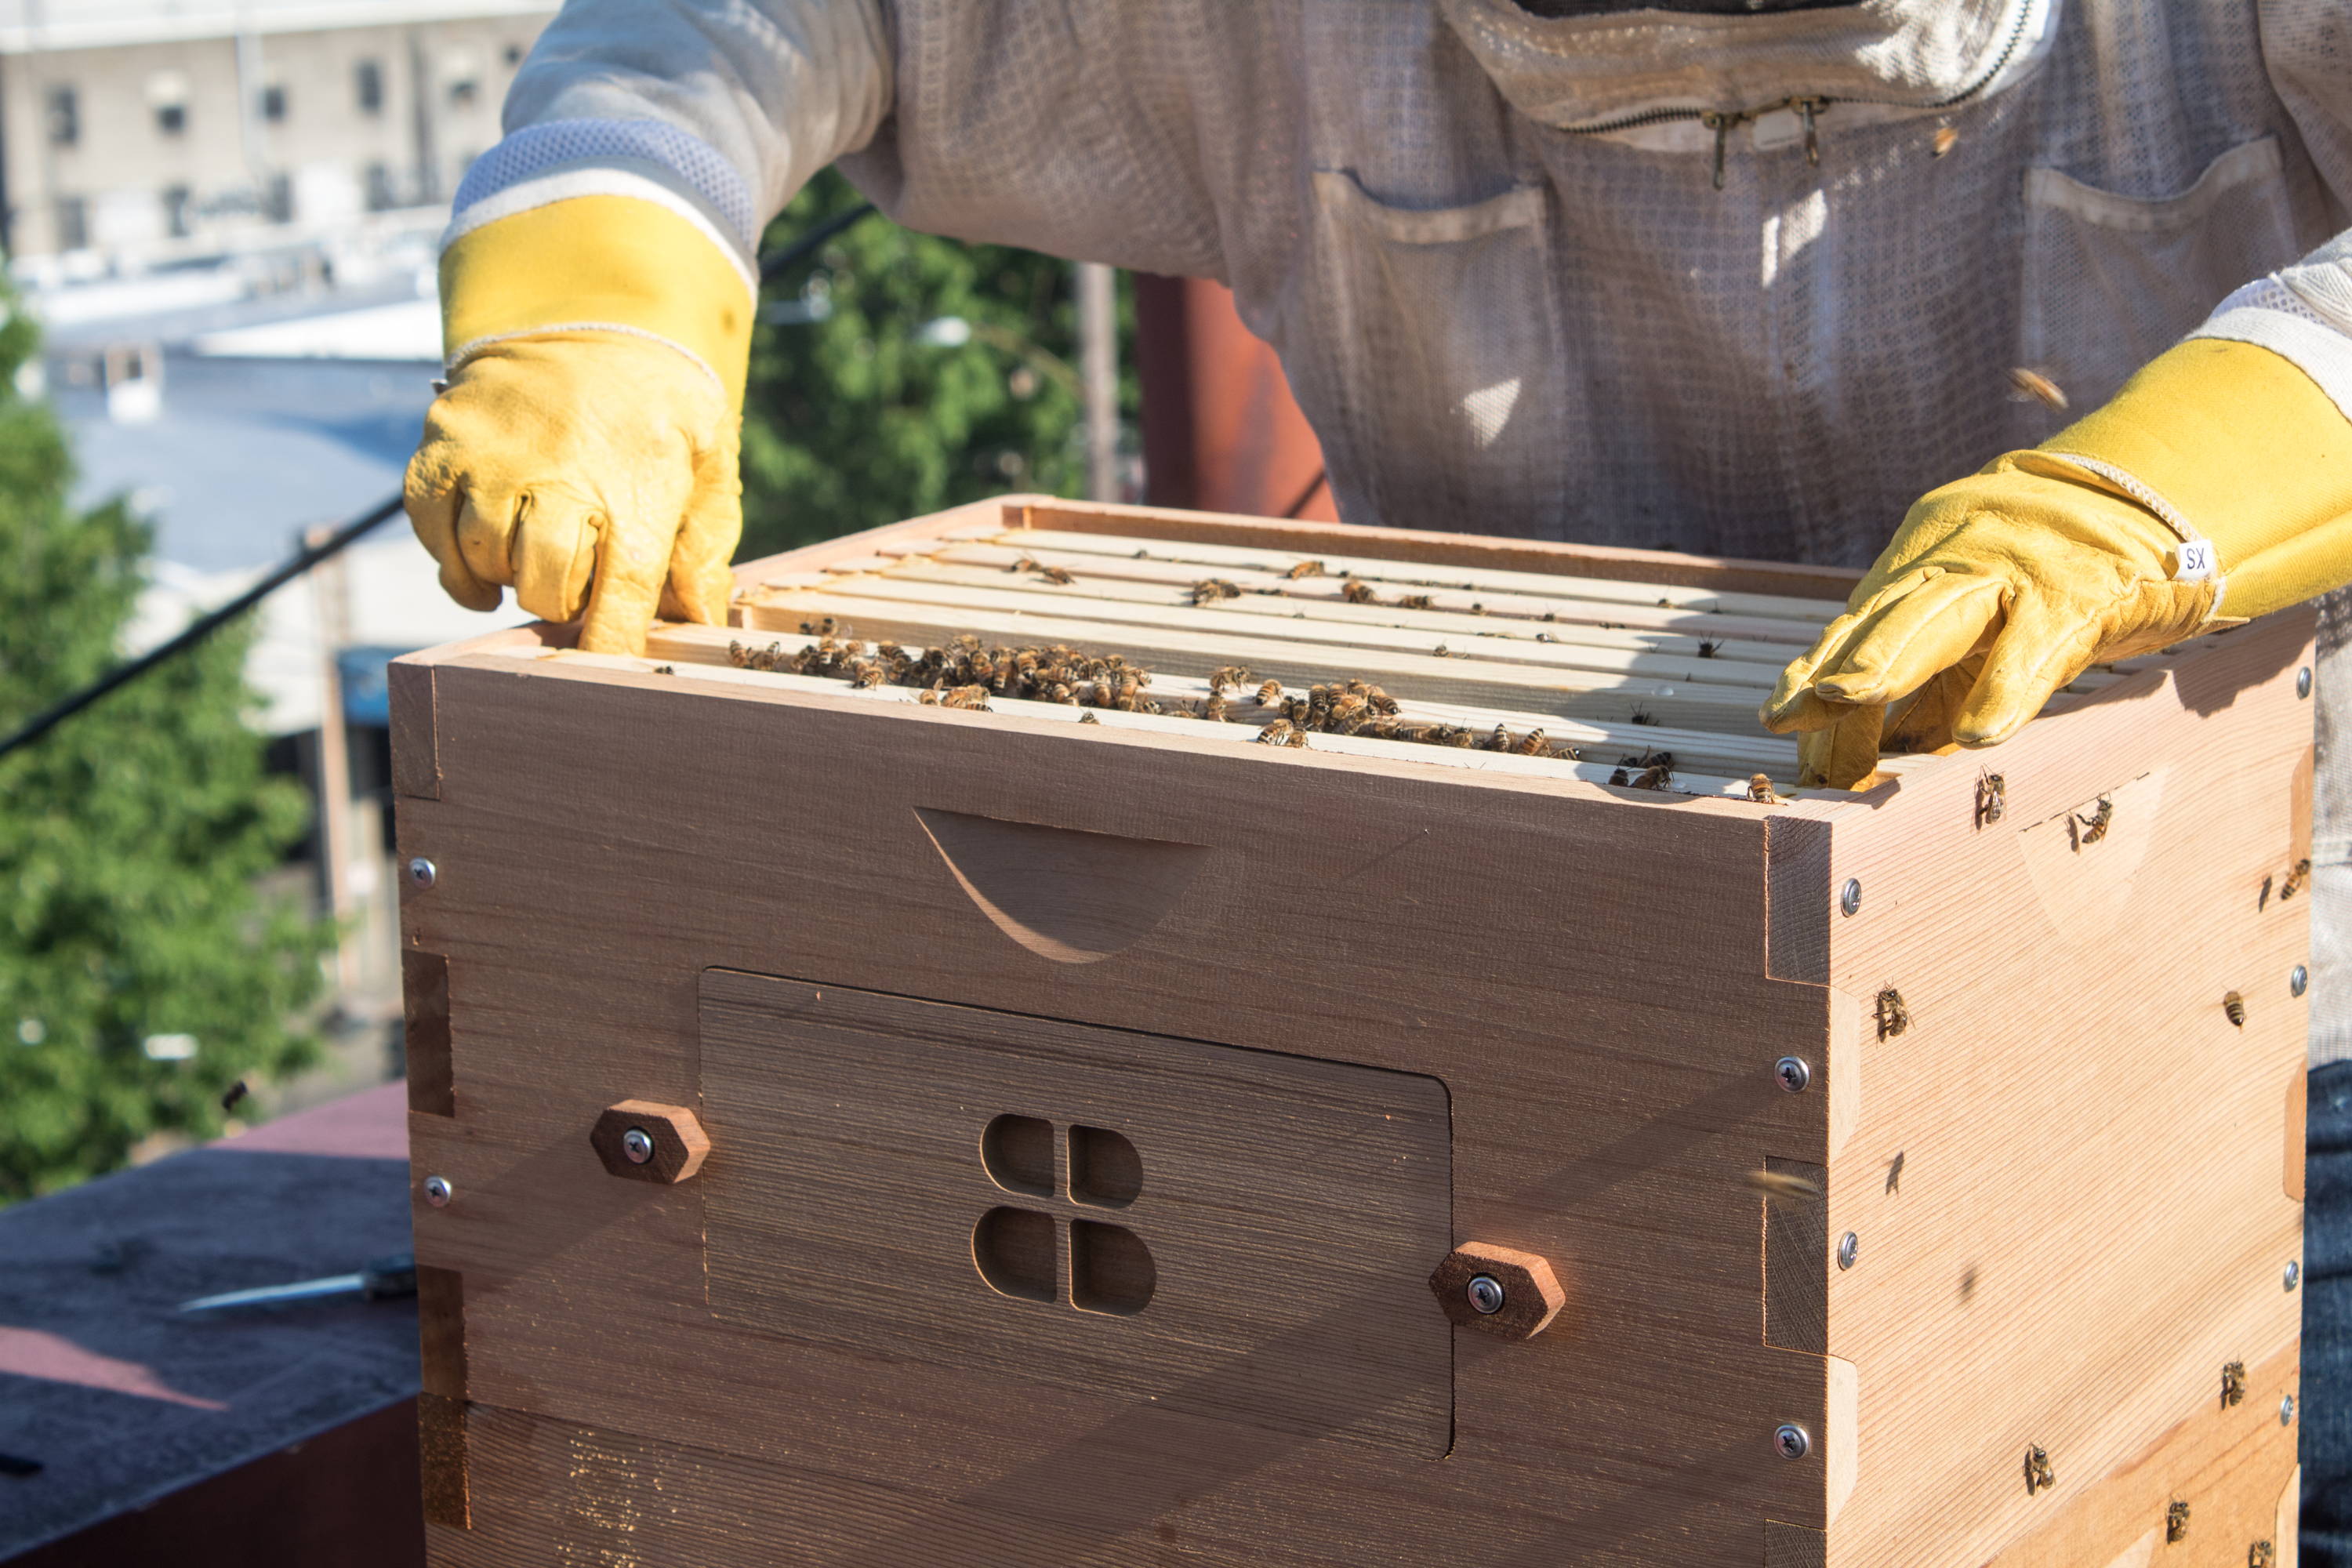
396;496;2312;1566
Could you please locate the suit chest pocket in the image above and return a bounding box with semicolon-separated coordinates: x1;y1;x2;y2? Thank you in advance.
2018;136;2300;426
1307;172;1569;537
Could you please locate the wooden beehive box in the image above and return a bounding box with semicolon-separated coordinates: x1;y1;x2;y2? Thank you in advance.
396;496;2312;1567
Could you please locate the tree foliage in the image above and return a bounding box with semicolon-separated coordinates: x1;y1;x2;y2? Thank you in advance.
0;292;329;1203
738;169;1134;558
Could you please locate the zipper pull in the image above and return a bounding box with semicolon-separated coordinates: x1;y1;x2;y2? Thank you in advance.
1797;97;1824;166
1701;111;1734;191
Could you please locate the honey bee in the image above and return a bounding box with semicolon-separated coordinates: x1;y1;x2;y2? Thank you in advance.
1932;125;1959;158
652;664;677;676
220;1080;249;1112
1745;1168;1820;1205
1038;564;1076;586
2165;1501;2189;1544
1875;988;1910;1040
1748;774;1783;804
1397;593;1435;611
2009;366;2071;411
2260;873;2274;911
1009;555;1037;574
1974;771;2005;829
940;685;990;710
2070;795;2113;849
2024;1446;2055;1495
1342;579;1379;605
2285;858;2313;899
1628;706;1658;726
1632;763;1675;791
1697;639;1721;659
1207;665;1250;693
1255;720;1298;746
1077;711;1100;724
1202;692;1231;722
1432;644;1450;658
2224;991;2247;1028
1534;632;1557;644
1285;560;1325;579
799;617;839;636
1515;728;1555;757
1483;724;1512;752
1189;578;1242;605
1541;612;1559;623
1255;678;1283;706
2223;1360;2247;1407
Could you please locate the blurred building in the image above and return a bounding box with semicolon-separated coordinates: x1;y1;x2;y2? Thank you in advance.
0;0;552;264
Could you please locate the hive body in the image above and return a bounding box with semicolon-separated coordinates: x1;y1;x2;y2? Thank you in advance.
397;497;2310;1566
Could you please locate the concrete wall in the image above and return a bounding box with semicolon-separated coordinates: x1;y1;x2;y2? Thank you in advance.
1;11;551;258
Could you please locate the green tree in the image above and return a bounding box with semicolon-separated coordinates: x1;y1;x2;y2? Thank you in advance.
738;169;1134;558
0;292;329;1203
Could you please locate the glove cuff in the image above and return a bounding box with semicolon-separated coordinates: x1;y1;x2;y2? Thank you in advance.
2034;337;2352;621
440;194;755;414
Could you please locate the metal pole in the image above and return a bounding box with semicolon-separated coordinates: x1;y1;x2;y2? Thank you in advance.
306;524;358;998
1076;261;1120;503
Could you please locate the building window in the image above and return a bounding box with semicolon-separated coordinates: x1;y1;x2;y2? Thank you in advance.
162;184;193;238
503;43;524;67
363;162;397;212
44;85;78;147
444;46;483;107
354;59;384;114
265;173;293;224
261;83;287;122
54;196;87;250
148;71;190;136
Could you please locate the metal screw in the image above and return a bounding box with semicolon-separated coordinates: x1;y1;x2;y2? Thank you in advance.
2299;666;2314;699
621;1127;656;1165
407;856;437;889
1773;1424;1811;1461
1839;878;1862;917
1775;1056;1812;1094
422;1174;452;1208
1465;1275;1506;1316
2285;1260;2301;1292
1838;1232;1858;1270
2283;1393;2298;1426
2294;964;2310;999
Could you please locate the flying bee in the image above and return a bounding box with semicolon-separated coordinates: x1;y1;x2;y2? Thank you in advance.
1745;1168;1820;1205
1342;579;1379;604
1932;125;1959;158
220;1080;249;1112
1748;774;1784;804
2009;366;2070;411
1286;560;1325;579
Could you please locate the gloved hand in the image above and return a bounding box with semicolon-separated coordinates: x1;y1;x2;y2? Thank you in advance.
1763;339;2352;786
405;195;754;655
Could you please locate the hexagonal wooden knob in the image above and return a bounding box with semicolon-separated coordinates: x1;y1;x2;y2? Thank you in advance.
1429;1243;1567;1340
590;1100;710;1184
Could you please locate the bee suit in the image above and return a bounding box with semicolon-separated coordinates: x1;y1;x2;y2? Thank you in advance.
408;0;2352;1537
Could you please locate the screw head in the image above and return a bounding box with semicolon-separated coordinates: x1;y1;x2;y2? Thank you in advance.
1775;1056;1812;1094
1838;1232;1859;1270
2283;1393;2299;1426
1773;1423;1811;1461
2294;964;2310;999
2286;1260;2302;1292
422;1174;452;1208
1839;878;1862;917
1465;1274;1506;1315
621;1127;656;1165
2299;666;2314;699
407;856;437;889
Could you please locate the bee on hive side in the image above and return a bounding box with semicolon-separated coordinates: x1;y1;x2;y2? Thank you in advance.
1748;774;1783;804
1697;639;1721;659
1255;720;1299;746
1609;768;1630;786
1208;665;1250;693
1039;564;1076;585
1077;711;1100;724
1632;763;1675;791
1398;593;1434;611
1875;988;1909;1040
2070;795;2113;849
1254;678;1283;706
2285;858;2313;899
1343;580;1380;604
940;685;990;711
652;664;676;676
1535;632;1557;644
1483;724;1512;752
1628;706;1658;726
1286;560;1325;579
1203;692;1230;722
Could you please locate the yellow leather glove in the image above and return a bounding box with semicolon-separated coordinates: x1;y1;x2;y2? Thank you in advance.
1763;339;2352;786
405;195;754;655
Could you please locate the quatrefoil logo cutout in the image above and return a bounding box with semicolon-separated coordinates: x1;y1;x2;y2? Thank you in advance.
972;1114;1156;1315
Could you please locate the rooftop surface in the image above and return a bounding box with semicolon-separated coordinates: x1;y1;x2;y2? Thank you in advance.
0;0;550;52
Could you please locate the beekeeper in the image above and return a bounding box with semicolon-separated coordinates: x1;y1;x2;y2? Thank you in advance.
407;0;2352;1543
